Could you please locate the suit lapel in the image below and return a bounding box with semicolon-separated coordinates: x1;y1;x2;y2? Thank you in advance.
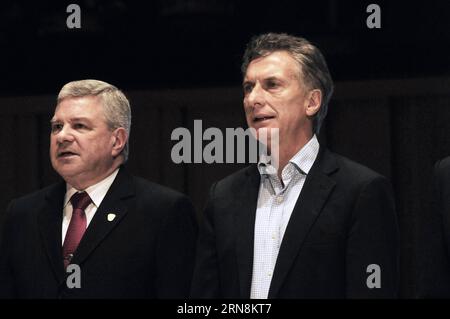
268;148;338;298
235;165;260;298
70;167;134;267
38;181;67;285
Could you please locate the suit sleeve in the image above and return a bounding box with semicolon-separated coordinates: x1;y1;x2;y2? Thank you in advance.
155;195;198;298
346;176;399;298
0;200;17;298
190;182;221;298
416;160;450;297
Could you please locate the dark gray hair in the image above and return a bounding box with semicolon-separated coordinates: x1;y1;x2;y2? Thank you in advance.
57;79;131;161
242;33;334;134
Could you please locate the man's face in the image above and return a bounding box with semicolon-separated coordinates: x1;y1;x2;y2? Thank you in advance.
50;96;117;188
243;51;315;148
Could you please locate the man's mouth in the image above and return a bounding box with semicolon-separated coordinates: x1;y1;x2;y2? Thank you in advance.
58;151;78;158
254;116;275;122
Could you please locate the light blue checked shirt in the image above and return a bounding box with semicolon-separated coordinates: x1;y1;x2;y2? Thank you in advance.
250;135;320;299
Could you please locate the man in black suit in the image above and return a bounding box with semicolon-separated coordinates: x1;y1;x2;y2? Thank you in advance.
0;79;197;298
417;157;450;297
191;33;399;298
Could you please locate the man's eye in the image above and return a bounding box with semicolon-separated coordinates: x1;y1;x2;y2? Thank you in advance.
266;81;278;89
243;84;253;94
74;123;87;129
51;124;62;132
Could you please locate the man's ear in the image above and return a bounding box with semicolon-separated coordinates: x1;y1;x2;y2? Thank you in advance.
305;89;322;117
111;127;127;157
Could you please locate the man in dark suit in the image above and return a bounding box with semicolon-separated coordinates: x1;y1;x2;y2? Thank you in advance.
0;79;197;298
417;157;450;297
190;33;399;298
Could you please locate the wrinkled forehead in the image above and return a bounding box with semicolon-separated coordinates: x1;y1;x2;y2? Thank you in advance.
56;94;103;107
244;51;302;82
52;95;104;120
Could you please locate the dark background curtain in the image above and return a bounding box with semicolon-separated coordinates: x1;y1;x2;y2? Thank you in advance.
1;79;450;298
0;1;449;298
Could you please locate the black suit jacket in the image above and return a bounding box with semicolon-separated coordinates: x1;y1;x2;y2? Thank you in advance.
191;147;399;298
0;167;198;298
417;157;450;298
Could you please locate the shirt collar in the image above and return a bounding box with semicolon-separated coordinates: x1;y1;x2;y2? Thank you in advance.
64;168;120;208
257;134;320;177
289;134;320;175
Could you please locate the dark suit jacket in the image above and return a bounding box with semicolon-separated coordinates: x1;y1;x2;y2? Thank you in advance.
191;147;399;298
417;157;450;298
0;167;198;298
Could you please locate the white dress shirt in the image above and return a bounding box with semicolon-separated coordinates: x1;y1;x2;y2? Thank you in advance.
250;135;320;299
62;168;119;245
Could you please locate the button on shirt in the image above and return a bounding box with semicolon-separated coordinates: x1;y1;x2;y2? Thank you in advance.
250;135;320;299
62;169;119;244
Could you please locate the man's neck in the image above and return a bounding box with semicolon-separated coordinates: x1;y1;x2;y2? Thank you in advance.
66;161;122;191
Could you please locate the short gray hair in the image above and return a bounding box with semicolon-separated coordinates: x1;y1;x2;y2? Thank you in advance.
57;79;132;161
242;33;334;134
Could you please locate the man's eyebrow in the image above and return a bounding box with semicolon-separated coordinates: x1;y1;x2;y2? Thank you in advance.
69;117;91;122
242;79;253;86
50;117;92;124
263;76;281;82
243;75;280;83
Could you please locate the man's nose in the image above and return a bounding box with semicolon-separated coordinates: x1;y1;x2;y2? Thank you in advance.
55;126;75;144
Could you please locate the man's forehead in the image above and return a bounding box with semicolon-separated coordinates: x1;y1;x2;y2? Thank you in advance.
52;95;103;119
244;51;300;80
57;94;101;106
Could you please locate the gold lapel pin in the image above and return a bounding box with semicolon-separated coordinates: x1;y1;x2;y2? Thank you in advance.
107;213;117;222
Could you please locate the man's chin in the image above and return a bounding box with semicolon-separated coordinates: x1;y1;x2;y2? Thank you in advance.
253;127;279;142
52;163;81;179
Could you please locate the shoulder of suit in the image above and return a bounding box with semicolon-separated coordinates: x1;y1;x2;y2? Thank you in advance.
5;182;64;221
129;176;195;218
10;182;62;206
131;175;191;203
212;165;257;190
211;151;388;190
435;156;450;175
327;151;388;186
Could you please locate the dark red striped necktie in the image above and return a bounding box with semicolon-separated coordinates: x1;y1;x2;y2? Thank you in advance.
62;191;92;269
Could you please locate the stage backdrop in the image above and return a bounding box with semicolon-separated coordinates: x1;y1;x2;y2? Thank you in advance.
0;76;449;298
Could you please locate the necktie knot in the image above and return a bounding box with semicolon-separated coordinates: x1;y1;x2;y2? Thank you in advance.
70;191;92;210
